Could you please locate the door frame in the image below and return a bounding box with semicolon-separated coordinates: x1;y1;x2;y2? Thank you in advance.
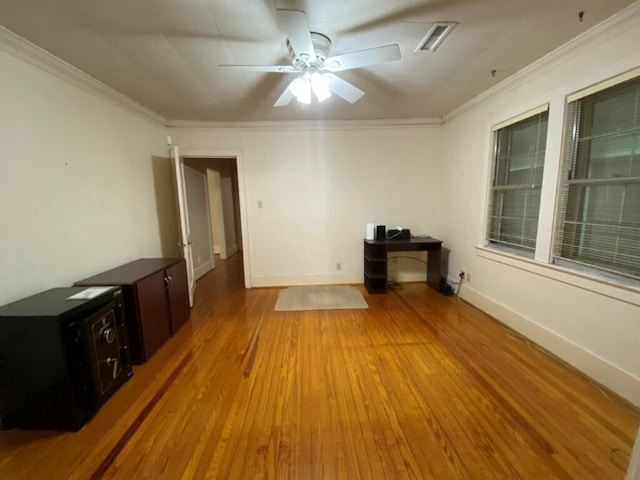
180;149;252;288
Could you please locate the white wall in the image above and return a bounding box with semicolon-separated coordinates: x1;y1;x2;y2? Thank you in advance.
441;7;640;405
0;45;169;305
221;175;237;253
205;168;224;255
170;125;445;287
183;164;214;278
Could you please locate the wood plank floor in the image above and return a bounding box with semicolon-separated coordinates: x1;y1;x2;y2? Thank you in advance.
1;253;638;479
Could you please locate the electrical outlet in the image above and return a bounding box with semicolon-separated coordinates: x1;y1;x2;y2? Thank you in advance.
257;200;263;208
336;263;342;271
459;268;470;282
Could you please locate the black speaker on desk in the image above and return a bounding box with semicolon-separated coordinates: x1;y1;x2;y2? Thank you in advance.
375;225;386;240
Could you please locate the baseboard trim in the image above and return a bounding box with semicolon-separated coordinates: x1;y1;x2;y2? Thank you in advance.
251;273;362;287
194;259;214;280
227;244;238;257
460;285;640;407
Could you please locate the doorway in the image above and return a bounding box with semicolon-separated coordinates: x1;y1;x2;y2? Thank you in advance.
182;156;247;286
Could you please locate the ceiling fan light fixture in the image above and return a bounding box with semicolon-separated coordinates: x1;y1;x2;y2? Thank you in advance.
311;72;332;102
290;77;311;104
416;22;457;52
245;9;402;108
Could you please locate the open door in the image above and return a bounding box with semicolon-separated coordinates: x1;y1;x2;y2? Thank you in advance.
171;145;196;307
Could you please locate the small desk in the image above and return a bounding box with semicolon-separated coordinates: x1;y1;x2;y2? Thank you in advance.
363;237;443;294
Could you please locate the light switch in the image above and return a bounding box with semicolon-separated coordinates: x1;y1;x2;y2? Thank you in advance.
258;200;263;208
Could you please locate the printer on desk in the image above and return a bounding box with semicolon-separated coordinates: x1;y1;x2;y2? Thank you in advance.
387;228;411;240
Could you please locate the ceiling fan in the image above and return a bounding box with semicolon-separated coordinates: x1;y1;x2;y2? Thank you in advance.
219;9;401;107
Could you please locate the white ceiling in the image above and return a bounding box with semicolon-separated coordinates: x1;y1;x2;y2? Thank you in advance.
0;0;635;122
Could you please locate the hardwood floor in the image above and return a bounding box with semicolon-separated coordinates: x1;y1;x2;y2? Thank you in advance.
1;253;638;479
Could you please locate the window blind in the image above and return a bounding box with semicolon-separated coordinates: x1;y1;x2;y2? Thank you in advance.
554;76;640;281
487;109;549;253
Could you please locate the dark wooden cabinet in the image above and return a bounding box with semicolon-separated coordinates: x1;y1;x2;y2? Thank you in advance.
75;258;190;364
165;260;190;333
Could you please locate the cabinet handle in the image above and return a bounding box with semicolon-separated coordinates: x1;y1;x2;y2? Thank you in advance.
163;277;169;288
167;275;174;286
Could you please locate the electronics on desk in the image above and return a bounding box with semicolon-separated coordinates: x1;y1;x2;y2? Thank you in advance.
365;223;375;240
387;228;411;240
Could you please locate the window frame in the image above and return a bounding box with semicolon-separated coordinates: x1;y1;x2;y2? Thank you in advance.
552;73;640;285
485;105;550;257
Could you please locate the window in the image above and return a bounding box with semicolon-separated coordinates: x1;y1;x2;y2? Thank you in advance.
487;109;549;254
555;75;640;282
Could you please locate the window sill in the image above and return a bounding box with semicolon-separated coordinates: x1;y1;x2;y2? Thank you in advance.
476;245;640;307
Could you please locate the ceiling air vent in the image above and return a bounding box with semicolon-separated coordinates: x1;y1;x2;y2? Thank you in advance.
416;22;456;52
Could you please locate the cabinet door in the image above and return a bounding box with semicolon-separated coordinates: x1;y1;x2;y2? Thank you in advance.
166;260;190;334
135;271;172;361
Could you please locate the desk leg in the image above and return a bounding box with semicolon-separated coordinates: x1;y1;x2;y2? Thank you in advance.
427;246;441;291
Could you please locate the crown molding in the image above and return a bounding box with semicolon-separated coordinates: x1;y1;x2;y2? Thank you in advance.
0;26;167;127
167;117;442;130
443;1;640;123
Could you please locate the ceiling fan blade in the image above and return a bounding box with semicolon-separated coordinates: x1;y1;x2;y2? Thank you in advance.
277;9;316;63
274;81;296;107
218;64;299;73
323;44;401;72
325;74;364;104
